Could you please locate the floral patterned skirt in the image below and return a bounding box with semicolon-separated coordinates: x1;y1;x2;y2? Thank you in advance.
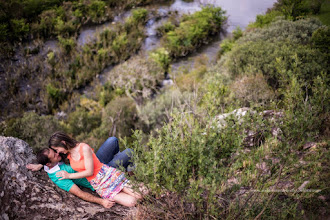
89;164;128;200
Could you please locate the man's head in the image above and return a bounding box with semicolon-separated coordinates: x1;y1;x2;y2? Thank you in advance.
37;148;62;167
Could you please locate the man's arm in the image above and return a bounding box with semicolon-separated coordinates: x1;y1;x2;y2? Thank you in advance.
69;184;115;208
26;163;43;171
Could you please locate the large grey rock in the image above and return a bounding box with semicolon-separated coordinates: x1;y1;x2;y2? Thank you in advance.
0;136;132;220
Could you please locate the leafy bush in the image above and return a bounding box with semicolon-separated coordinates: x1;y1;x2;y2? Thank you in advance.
219;38;234;55
163;6;226;57
226;19;327;88
248;10;283;28
219;26;243;55
87;0;106;22
107;57;163;100
33;9;57;38
277;68;329;143
274;0;326;19
149;47;171;72
46;83;66;108
0;112;63;152
156;21;175;36
131;108;246;217
231;73;275;106
98;82;115;107
130;8;148;23
0;23;9;41
55;17;76;37
58;36;76;54
11;19;30;40
232;26;243;40
241;18;323;45
100;96;137;140
66;97;102;136
138;89;191;131
67;108;102;137
311;26;330;54
228;40;327;88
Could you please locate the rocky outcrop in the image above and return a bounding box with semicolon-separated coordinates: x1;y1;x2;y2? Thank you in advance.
0;136;133;220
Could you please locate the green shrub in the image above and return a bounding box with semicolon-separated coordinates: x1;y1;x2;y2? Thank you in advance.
231;73;275;106
98;82;115;107
311;26;330;54
55;17;76;37
149;47;171;72
227;40;327;88
277;68;329;143
138;89;191;131
131;8;148;23
1;112;63;152
11;19;30;40
108;56;163;100
156;21;175;36
131;108;245;217
100;96;137;140
219;27;243;55
232;26;243;40
47;51;56;67
35;9;57;37
163;6;226;57
0;23;8;41
274;0;326;19
46;83;66;108
67;108;101;137
219;38;234;54
226;19;327;88
58;36;76;54
241;18;323;45
97;48;108;65
88;0;106;22
248;10;283;28
316;0;330;25
111;32;128;57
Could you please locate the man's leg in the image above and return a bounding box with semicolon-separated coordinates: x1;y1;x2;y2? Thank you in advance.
108;148;133;170
96;137;119;164
96;137;133;170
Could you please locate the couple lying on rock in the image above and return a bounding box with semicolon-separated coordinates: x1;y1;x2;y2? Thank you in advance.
27;131;147;208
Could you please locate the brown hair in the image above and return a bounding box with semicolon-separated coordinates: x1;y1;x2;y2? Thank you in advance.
48;131;79;150
37;148;50;165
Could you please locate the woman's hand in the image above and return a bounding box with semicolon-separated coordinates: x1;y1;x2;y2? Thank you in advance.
26;164;43;171
56;170;70;180
101;199;115;208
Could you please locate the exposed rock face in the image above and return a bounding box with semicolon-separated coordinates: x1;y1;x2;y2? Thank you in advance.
0;136;132;220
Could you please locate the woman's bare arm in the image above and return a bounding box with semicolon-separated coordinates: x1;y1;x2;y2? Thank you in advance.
57;144;94;180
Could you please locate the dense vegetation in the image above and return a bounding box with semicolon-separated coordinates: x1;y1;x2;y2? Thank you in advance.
160;6;226;58
1;0;329;219
0;0;163;44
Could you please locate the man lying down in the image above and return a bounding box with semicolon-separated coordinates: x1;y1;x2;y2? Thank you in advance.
26;137;133;208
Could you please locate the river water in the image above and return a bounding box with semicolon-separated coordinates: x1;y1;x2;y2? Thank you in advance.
40;0;277;96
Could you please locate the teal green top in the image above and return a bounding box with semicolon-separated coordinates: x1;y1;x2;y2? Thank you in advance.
47;163;94;192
